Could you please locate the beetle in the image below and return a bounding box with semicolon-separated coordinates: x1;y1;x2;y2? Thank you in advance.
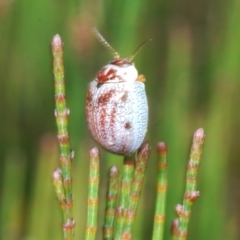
86;28;150;156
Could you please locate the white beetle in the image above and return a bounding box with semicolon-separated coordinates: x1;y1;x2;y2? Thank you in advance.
86;28;149;156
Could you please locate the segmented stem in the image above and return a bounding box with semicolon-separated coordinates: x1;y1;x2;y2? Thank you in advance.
114;155;135;239
172;128;205;240
85;147;100;240
121;142;150;239
52;168;66;210
103;166;120;240
52;34;75;240
152;142;168;240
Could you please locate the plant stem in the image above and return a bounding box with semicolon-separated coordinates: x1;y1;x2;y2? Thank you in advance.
171;128;205;240
52;34;75;240
121;142;150;240
85;147;100;240
52;168;66;209
103;166;120;240
152;142;168;240
114;155;135;239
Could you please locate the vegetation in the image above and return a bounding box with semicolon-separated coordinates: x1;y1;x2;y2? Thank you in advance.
0;0;239;239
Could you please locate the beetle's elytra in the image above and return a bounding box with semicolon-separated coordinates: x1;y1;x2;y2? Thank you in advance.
86;28;149;156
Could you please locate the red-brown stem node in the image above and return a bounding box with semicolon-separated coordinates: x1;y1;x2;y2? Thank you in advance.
123;156;135;165
88;176;99;184
86;226;97;233
63;218;75;229
55;93;66;101
88;198;99;205
102;228;113;235
158;162;168;169
157;142;168;155
171;218;179;236
154;214;165;223
184;191;200;202
64;178;72;185
57;135;69;144
60;200;73;209
177;230;188;237
115;207;123;216
157;184;168;192
122;232;132;240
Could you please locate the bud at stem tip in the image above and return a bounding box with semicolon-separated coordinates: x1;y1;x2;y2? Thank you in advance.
52;34;62;46
90;147;100;159
157;142;168;155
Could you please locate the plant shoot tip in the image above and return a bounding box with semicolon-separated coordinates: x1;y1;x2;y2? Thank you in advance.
90;147;100;158
52;168;62;180
171;218;179;235
194;128;205;139
52;34;62;45
110;166;119;174
157;142;168;155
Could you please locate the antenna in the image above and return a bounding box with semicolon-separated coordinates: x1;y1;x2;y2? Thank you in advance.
128;39;152;62
92;27;120;60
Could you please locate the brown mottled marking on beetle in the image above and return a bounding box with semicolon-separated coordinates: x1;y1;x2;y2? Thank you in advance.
99;105;107;143
97;89;116;104
96;67;117;83
86;90;93;135
124;122;131;129
109;102;117;145
86;89;93;103
121;91;128;102
120;142;127;154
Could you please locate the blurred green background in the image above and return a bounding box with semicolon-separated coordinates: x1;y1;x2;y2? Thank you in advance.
0;0;240;239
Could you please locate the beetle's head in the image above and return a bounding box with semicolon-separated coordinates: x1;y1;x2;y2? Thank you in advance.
93;27;150;84
96;59;138;83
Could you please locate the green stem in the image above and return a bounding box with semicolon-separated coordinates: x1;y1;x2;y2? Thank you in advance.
114;155;135;239
152;142;168;240
172;128;205;240
85;147;100;240
103;166;120;240
121;142;150;240
52;34;74;240
52;168;66;211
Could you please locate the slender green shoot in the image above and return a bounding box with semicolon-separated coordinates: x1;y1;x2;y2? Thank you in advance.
52;34;75;240
103;166;120;240
52;168;66;210
114;155;135;239
152;142;168;240
121;142;151;240
85;147;100;240
171;128;205;240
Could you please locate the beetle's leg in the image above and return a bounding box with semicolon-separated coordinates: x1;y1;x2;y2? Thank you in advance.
136;74;145;82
